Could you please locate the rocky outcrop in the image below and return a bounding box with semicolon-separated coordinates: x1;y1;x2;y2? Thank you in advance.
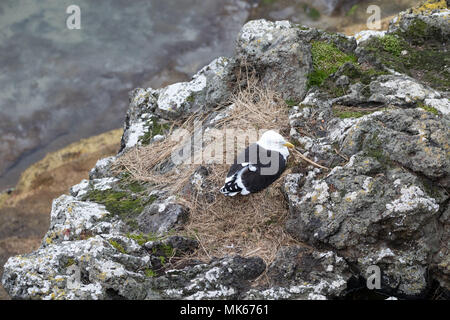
2;1;449;300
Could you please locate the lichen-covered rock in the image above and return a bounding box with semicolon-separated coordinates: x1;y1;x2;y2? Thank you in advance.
285;106;449;296
284;155;445;296
236;20;313;101
388;2;450;41
2;235;150;300
151;256;265;300
242;247;351;300
432;206;450;291
119;57;234;153
136;197;189;235
340;109;450;186
89;156;116;180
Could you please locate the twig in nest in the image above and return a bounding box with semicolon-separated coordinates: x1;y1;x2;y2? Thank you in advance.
334;148;349;161
293;148;330;170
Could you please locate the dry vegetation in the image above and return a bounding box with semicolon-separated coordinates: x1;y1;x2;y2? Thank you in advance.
113;77;305;273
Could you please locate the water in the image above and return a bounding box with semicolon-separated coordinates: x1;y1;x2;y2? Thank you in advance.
0;0;418;190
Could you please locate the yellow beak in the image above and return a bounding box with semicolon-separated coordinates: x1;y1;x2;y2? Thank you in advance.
283;142;295;149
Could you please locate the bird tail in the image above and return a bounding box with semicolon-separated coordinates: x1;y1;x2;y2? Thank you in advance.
219;184;238;197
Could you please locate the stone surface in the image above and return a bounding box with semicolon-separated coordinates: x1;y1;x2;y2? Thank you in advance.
236;20;313;101
137;197;189;235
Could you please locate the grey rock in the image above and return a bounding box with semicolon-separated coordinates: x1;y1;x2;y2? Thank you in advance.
89;156;116;180
340;109;450;186
144;236;198;254
244;247;350;300
336;75;350;87
151;256;266;299
284;149;445;296
388;8;450;42
137;197;189;235
236;20;313;101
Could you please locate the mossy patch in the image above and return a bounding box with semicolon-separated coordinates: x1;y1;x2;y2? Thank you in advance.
333;110;368;119
139;118;171;146
319;63;387;98
186;93;195;103
82;189;157;228
119;180;146;194
126;232;162;246
362;30;449;91
144;269;157;277
261;0;277;5
109;240;126;254
285;99;299;107
363;132;393;168
401;18;446;46
379;35;405;56
417;101;439;115
151;243;174;258
307;41;358;88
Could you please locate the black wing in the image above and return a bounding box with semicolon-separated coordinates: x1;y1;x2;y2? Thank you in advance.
226;143;287;193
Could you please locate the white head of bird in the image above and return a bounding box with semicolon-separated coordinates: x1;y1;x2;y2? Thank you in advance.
257;130;295;159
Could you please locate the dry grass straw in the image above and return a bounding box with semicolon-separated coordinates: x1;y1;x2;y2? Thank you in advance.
113;114;200;191
113;75;303;274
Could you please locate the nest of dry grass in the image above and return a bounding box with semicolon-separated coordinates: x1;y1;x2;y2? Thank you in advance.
113;77;303;272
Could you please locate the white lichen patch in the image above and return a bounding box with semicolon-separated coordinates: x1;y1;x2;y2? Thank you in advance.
71;177;118;200
424;98;450;115
163;263;238;300
354;30;386;44
344;191;359;202
125;118;147;149
376;248;396;262
302;181;330;204
46;195;110;243
372;76;440;104
157;75;206;113
385;185;439;215
238;19;292;43
328;118;358;144
70;179;90;198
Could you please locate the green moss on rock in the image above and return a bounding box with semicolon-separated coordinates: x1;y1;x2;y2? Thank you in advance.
362;28;449;91
285;99;299;107
139;118;171;146
363;132;393;168
126;232;162;246
333;109;369;119
417;101;439;115
82;188;157;228
109;240;126;254
307;41;358;88
144;269;157;277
